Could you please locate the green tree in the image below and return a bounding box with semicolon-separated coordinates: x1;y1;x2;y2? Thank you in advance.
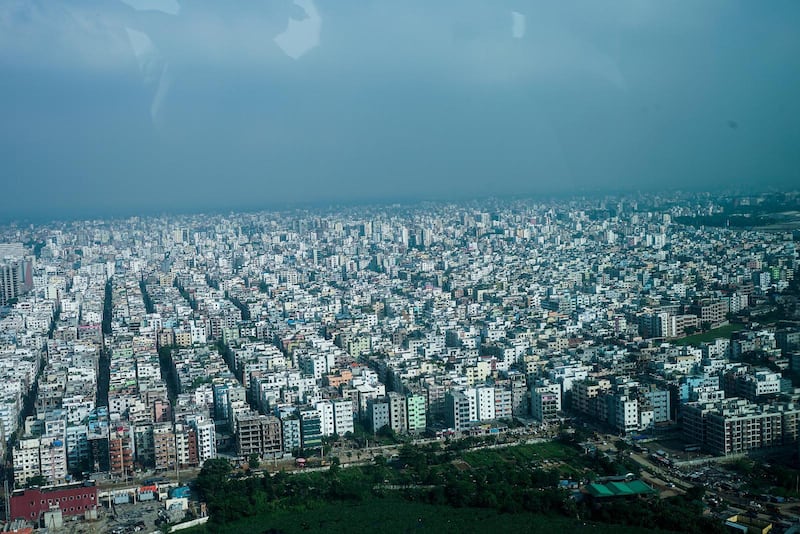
24;475;49;488
329;456;341;472
196;458;232;499
398;444;427;475
249;453;260;470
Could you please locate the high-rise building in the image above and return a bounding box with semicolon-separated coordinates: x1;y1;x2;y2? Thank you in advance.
475;386;495;421
0;243;30;305
689;299;727;328
191;418;217;465
152;423;175;471
445;390;472;432
133;424;155;468
531;384;561;422
332;399;354;436
0;261;22;306
39;436;68;484
315;401;335;436
66;425;90;473
236;412;282;459
109;424;135;478
280;416;301;453
367;398;390;433
13;438;42;486
684;398;795;455
406;394;427;433
387;392;407;434
299;408;322;450
610;395;639;435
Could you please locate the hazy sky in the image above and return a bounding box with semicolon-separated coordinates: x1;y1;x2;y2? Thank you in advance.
2;1;799;220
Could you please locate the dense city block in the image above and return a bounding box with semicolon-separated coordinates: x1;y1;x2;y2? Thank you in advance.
1;191;800;531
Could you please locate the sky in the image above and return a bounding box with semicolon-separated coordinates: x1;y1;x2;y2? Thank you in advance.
1;0;799;221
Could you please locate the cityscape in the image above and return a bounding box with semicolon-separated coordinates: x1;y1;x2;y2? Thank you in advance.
3;1;800;532
1;190;800;532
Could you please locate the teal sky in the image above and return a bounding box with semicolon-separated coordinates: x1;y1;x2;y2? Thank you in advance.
1;1;799;220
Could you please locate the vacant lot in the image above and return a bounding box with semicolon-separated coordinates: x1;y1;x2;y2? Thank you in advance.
674;324;744;346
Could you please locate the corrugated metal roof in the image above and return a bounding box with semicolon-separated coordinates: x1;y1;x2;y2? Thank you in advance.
585;480;656;498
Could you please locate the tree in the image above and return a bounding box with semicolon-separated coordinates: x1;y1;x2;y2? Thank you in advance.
329;456;341;474
398;444;427;474
684;485;706;502
376;425;398;443
25;475;49;488
196;458;232;498
249;453;260;470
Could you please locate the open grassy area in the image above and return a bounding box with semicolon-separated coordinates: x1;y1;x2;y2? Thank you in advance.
673;323;744;346
185;498;663;534
459;440;592;477
186;440;721;534
462;441;581;467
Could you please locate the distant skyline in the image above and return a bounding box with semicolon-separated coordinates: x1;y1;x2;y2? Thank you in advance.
2;1;800;220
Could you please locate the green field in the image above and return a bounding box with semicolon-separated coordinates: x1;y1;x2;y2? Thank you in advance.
461;441;583;469
673;324;744;346
185;498;663;534
187;442;716;534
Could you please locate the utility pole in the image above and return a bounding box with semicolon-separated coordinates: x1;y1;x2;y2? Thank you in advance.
4;479;10;521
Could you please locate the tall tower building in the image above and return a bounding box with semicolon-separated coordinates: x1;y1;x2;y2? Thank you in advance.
0;261;21;305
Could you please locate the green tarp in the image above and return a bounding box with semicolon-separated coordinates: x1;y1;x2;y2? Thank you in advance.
584;480;656;498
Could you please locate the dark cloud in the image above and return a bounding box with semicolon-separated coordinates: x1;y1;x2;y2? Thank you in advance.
1;0;799;220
